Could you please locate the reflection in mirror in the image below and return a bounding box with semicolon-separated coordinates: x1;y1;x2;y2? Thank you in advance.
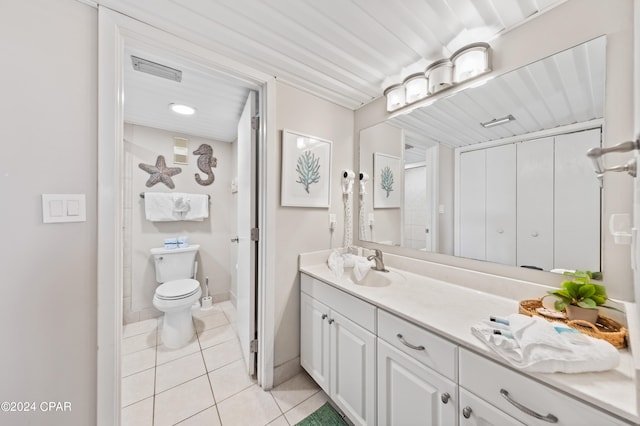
359;36;606;273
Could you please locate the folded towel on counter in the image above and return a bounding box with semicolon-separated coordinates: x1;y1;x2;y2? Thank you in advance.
353;258;375;282
327;250;345;278
471;314;619;373
144;192;179;221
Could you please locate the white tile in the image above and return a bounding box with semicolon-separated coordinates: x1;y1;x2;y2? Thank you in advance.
197;324;237;350
283;391;329;425
194;311;229;333
201;338;242;372
175;406;221;426
208;359;254;402
156;336;200;365
217;385;281;426
155;351;206;393
121;396;153;426
121;347;156;377
154;376;215;426
267;416;290;426
270;372;321;413
121;368;155;408
121;330;157;355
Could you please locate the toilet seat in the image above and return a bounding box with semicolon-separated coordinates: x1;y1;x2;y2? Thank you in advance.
156;278;200;300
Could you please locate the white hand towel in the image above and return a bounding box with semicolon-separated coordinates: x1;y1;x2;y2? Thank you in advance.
353;259;375;282
144;192;180;221
471;314;619;373
173;194;191;216
342;254;369;268
182;194;209;221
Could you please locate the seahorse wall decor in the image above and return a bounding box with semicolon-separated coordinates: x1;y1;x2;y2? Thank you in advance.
193;144;217;186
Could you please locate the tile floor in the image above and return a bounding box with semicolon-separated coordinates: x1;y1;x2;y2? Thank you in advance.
121;301;329;425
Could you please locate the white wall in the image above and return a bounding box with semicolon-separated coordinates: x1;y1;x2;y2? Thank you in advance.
0;1;97;424
123;123;233;322
354;0;636;301
273;81;354;374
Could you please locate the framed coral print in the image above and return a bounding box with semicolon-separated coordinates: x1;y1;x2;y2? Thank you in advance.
281;129;332;208
373;152;401;208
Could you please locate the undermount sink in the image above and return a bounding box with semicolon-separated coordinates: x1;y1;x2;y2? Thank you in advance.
348;269;405;287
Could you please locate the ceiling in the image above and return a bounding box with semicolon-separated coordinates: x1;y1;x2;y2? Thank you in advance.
102;0;567;141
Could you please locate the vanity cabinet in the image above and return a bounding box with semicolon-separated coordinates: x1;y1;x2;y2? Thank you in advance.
300;274;376;426
377;310;458;426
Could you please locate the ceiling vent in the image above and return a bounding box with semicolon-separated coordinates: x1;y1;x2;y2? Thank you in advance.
131;56;182;82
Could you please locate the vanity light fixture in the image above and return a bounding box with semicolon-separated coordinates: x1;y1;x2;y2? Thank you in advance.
451;42;491;84
384;84;406;112
169;103;196;115
426;59;453;94
383;42;492;112
403;73;428;104
481;114;515;128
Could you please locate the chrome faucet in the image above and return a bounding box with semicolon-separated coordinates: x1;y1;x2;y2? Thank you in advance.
367;249;389;272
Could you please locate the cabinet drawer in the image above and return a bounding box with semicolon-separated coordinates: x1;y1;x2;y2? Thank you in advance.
301;273;376;333
377;309;457;381
460;388;524;426
459;349;627;426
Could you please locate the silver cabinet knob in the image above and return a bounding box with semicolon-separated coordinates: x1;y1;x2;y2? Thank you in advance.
321;314;327;320
531;231;539;237
328;318;335;324
440;393;450;404
497;228;504;234
462;406;472;419
231;236;239;243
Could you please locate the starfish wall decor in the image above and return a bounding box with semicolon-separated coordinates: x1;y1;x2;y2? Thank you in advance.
138;155;182;189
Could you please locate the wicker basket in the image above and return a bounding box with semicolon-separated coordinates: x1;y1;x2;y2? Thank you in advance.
519;299;627;349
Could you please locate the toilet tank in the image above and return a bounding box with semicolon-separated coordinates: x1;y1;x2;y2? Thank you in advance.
150;244;200;283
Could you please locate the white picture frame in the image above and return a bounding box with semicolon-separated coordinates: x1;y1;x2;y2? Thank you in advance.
281;129;332;208
373;152;401;208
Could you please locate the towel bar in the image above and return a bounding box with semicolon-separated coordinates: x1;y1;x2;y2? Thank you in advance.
139;192;211;200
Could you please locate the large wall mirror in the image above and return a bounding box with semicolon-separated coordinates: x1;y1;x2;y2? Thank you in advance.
359;36;613;278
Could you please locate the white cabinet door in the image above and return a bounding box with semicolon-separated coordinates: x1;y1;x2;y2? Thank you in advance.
554;128;601;271
486;144;516;266
517;137;554;270
330;310;376;426
459;388;525;426
459;149;486;260
300;292;330;393
377;339;456;426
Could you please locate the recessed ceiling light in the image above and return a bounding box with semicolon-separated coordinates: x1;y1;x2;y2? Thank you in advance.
169;103;196;115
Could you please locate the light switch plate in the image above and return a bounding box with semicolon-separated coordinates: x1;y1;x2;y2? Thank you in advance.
42;194;86;223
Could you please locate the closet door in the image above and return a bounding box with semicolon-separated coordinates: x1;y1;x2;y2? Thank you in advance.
459;149;486;261
486;144;516;266
554;128;601;271
517;137;554;270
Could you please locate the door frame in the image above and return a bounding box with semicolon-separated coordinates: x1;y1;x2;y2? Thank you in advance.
97;7;276;424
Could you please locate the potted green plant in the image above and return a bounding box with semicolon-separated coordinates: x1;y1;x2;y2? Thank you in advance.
546;270;609;324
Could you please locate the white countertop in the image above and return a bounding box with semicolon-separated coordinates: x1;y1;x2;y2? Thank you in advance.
299;250;639;424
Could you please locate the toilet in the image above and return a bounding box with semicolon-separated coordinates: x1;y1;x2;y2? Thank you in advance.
151;244;202;349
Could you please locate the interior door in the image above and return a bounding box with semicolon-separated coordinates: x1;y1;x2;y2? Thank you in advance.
236;91;257;376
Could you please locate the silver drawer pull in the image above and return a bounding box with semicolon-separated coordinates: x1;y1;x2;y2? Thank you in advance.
500;389;558;423
321;314;327;320
440;393;450;404
328;318;335;324
396;333;425;351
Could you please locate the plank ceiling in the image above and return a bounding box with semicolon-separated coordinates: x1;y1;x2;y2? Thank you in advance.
101;0;567;141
